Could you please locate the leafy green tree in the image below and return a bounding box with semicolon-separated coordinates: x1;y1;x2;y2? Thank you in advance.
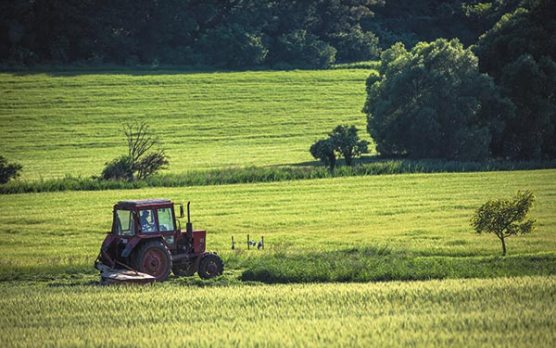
474;0;556;159
329;125;369;166
102;122;168;181
1;0;383;69
310;138;336;170
364;39;514;161
471;190;536;256
329;26;380;62
310;124;368;169
0;156;23;184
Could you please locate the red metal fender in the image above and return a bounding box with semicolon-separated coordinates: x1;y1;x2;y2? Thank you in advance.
101;234;117;252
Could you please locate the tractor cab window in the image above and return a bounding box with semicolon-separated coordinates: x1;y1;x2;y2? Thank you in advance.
114;210;135;236
139;209;156;233
157;207;175;232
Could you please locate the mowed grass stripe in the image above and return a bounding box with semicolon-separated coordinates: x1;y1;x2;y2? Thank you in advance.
0;70;372;179
0;170;554;277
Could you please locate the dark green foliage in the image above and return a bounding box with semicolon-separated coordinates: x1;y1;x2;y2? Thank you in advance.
101;122;168;181
364;39;514;161
197;24;268;69
474;0;556;159
311;125;369;168
329;125;369;166
310;139;336;170
270;30;337;69
0;156;22;184
368;0;528;49
0;0;382;69
3;1;539;70
327;26;380;63
101;155;134;181
135;151;169;180
471;190;536;256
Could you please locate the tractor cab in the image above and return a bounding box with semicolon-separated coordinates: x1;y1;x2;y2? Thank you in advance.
95;199;223;282
112;199;180;248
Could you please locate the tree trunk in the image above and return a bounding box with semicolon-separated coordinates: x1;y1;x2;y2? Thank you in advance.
500;235;507;256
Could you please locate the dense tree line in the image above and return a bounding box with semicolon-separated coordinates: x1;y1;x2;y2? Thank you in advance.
1;0;530;70
364;0;556;161
0;0;383;69
474;0;556;159
367;0;531;49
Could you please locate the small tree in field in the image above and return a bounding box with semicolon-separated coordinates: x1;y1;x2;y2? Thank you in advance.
329;125;369;166
102;122;168;181
310;124;368;169
471;190;536;256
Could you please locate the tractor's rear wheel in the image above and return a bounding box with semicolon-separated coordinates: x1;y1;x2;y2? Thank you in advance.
131;240;172;282
198;253;224;279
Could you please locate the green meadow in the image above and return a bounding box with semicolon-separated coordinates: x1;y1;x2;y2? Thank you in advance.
1;69;555;347
1;170;555;282
0;69;373;180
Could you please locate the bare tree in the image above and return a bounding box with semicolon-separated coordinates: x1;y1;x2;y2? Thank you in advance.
125;122;157;165
102;121;168;181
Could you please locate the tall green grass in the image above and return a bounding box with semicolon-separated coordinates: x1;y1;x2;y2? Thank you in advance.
1;276;555;347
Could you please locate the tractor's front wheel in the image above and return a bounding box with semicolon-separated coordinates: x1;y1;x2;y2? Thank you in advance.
198;254;224;279
173;261;197;277
131;240;172;282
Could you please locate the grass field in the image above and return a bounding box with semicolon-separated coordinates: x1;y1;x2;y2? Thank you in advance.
1;69;555;347
1;276;555;347
1;169;554;282
0;69;374;180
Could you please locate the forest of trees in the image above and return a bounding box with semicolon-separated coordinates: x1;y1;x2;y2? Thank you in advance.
0;0;537;69
1;0;384;69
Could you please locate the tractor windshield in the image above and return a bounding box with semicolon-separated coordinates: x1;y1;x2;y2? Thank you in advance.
113;210;135;236
157;207;175;232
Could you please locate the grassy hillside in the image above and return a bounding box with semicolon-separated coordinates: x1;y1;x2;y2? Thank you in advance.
0;69;374;180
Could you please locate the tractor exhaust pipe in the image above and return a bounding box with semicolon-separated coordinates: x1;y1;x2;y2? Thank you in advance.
186;201;193;238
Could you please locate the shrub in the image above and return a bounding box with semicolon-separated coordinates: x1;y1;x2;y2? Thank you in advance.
310;139;336;171
0;156;23;185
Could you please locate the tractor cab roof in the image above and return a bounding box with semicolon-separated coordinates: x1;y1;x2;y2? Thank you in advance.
116;199;173;208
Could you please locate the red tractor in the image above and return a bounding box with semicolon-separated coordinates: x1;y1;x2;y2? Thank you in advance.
95;199;223;282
